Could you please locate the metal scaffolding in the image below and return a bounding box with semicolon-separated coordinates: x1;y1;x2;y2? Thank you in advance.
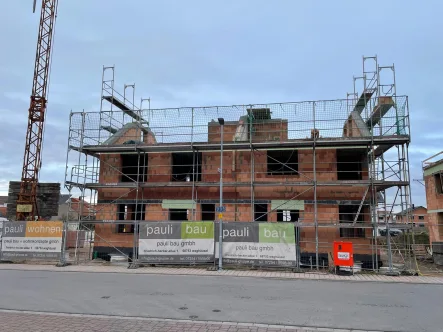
63;57;418;273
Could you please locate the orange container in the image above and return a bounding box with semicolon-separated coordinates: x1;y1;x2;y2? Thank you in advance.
333;241;354;267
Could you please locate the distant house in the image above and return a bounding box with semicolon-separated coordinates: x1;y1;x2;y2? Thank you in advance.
53;194;95;221
395;205;427;227
0;196;7;206
55;194;72;220
70;197;96;220
377;209;393;223
0;196;8;219
56;195;95;221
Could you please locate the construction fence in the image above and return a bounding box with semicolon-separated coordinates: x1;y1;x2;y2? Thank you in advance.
1;220;436;275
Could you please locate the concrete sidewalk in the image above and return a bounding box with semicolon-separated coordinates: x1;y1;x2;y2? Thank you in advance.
0;309;384;332
0;263;442;284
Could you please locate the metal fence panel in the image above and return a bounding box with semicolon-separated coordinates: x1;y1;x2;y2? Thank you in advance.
215;222;296;268
138;221;215;264
0;221;63;261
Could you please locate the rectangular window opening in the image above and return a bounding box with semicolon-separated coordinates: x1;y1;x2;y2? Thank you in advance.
172;152;202;182
121;153;148;183
434;173;443;194
254;204;268;222
267;150;298;175
116;203;145;233
339;205;365;238
201;204;215;221
438;213;443;236
418;215;425;220
337;150;363;180
169;208;188;221
277;210;299;222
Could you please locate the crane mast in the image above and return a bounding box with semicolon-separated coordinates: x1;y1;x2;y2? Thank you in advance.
16;0;58;221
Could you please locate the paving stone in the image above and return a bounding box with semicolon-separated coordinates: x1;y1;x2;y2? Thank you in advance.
0;311;354;332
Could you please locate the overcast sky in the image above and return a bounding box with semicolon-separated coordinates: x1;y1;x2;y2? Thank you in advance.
0;0;442;209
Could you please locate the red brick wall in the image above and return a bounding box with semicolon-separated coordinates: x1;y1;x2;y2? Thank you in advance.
96;123;375;254
94;204;134;248
95;203;117;221
298;205;372;255
208;122;239;143
343;117;362;137
207;120;288;143
0;206;6;217
99;154;121;184
114;127;143;144
424;173;443;242
148;153;171;182
396;207;428;224
146;204;168;221
252;120;288;142
425;174;443;211
198;149;369;200
143;131;157;144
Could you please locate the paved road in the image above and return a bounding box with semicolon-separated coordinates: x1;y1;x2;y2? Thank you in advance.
0;270;441;332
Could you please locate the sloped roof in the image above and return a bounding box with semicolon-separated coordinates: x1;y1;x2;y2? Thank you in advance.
103;122;154;145
58;194;71;204
396;205;427;216
69;198;96;216
349;110;371;137
0;196;8;205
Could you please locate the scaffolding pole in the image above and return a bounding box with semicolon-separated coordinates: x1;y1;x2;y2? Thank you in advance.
62;59;412;274
313;102;319;270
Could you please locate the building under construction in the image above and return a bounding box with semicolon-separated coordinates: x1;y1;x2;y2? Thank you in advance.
65;55;415;271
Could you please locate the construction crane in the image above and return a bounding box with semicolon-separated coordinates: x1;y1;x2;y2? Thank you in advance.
16;0;59;221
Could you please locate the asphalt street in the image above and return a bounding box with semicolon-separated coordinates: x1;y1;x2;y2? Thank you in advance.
0;269;441;332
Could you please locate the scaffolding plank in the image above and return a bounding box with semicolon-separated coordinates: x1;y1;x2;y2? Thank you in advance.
68;180;407;190
372;144;392;157
103;95;130;111
73;135;409;155
354;89;375;114
366;96;395;127
103;95;147;123
100;125;118;134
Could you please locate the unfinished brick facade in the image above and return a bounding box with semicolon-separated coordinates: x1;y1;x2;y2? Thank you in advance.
423;157;443;265
395;206;428;226
64;56;412;272
91;116;381;265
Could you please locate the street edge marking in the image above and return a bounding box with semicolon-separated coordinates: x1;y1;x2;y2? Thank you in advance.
0;264;442;285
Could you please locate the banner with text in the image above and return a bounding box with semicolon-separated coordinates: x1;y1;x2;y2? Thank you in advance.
0;221;63;260
215;222;296;267
138;221;214;263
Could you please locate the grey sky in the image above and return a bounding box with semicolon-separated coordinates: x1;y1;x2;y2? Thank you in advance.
0;0;442;209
